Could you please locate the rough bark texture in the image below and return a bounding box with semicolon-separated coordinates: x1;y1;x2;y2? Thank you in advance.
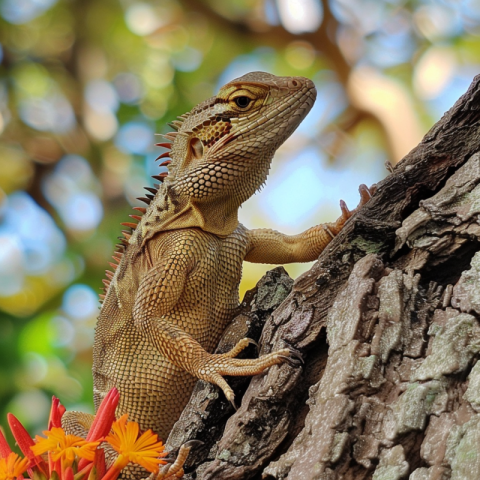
166;75;480;479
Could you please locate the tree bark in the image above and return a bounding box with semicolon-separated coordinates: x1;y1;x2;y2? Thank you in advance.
166;74;480;479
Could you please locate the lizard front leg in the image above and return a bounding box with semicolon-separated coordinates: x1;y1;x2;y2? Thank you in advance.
245;184;374;264
133;241;291;406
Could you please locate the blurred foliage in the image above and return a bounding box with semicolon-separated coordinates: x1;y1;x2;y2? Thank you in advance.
0;0;480;437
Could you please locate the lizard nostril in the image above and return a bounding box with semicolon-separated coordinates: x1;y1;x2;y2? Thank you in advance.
288;79;301;89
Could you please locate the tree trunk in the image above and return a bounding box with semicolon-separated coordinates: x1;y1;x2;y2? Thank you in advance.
166;74;480;480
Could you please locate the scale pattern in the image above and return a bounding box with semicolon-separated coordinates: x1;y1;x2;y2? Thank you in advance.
95;226;250;436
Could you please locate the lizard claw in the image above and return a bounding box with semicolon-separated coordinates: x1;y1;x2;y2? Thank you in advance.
182;439;204;449
278;355;302;367
339;199;351;221
278;344;304;366
160;457;176;464
286;345;304;365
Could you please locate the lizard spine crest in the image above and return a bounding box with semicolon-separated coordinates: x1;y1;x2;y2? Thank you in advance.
100;121;183;302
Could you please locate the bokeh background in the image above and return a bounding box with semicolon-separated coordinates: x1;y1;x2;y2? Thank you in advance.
1;0;479;438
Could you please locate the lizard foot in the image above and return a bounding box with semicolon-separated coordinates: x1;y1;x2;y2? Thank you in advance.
196;340;292;405
327;183;375;237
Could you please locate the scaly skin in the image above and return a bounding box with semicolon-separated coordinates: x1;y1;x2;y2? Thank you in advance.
63;72;371;475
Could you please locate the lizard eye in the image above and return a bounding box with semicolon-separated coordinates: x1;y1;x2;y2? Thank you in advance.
234;96;251;108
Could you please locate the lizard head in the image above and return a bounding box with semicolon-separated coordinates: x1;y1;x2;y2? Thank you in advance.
170;72;317;201
140;72;316;242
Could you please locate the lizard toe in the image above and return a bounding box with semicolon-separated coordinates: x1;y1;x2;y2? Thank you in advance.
223;337;257;358
283;344;304;365
358;183;374;207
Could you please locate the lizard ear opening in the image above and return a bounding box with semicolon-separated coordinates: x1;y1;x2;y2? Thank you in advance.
190;137;204;160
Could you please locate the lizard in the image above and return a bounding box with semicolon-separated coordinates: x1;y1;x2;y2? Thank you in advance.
62;71;371;476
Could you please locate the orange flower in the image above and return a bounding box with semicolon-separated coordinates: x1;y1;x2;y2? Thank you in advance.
0;452;29;480
31;428;100;467
105;415;167;473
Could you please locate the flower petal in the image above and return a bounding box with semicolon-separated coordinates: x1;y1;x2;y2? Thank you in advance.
48;397;66;430
86;388;119;442
0;430;12;459
7;414;48;475
87;448;106;480
64;466;74;480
